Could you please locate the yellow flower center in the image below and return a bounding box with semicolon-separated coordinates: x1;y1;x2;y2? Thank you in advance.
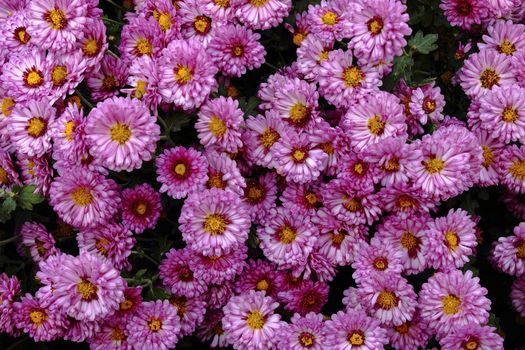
293;31;307;46
83;38;99;56
502;107;518;123
367;17;384;35
133;201;148;216
423;97;437;113
148;318;162;332
71;186;94;206
342;66;364;88
515;239;525;259
373;257;388;270
102;75;117;91
174;65;192;84
256;279;269;291
321;11;338;25
442;294;461;315
318;50;330;63
1;97;15;117
194;15;212;34
401;231;419;254
24;69;44;87
245;310;265;330
353;162;366;175
304;191;318;206
367;115;385;135
319;142;334;155
249;0;268;7
35;238;47;257
278;225;297;244
463;338;479;350
481;145;494;168
0;168;9;185
95;238;109;256
154;11;172;31
173;162;187;177
227;85;240;98
444;230;459;251
383;157;400;172
510;160;525;180
51;65;68;86
298;332;316;347
169;296;187;317
479;68;500;89
344;197;362;212
331;230;346;245
134;80;148;99
207;173;226;189
376;291;399;310
394;322;411;334
14;27;30;44
292;149;307;163
26;117;47;138
347;331;365;346
208;115;227;138
498;39;516;55
64;121;76;141
203;213;229;235
231;44;244;57
245;182;265;203
423;156;445;174
77;279;98;301
29;310;47;326
46;9;67;30
289;103;310;125
135;38;153;56
214;0;230;7
28;160;36;176
259;128;280;150
120;299;134;311
110;327;126;341
110;123;132;145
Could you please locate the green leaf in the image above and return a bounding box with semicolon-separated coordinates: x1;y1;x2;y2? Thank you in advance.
242;96;261;118
408;31;438;54
392;54;414;83
17;185;44;210
0;197;17;223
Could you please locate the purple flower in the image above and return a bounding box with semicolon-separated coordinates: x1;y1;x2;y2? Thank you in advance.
20;221;58;262
277;312;327;350
121;183;162;234
439;324;504;350
160;248;208;298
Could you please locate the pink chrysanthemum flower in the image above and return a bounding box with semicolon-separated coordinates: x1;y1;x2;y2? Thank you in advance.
243;172;278;224
16;153;51;195
168;294;207;336
439;0;489;30
281;182;324;218
418;270;491;337
8;100;55;157
0;273;20;334
196;96;244;153
45;252;126;321
119;15;163;64
292;249;337;282
179;188;250;256
35;252;69;305
89;316;132;349
511;277;525;317
342;287;363;311
350;0;411;62
200;0;235;22
317;221;366;266
13;293;67;342
409;83;445;126
307;0;352;42
309;121;346;176
296;34;335;82
160;248;208;298
277;312;327;350
273;131;327;183
85;96;160;172
284;10;311;47
49;168;121;229
20;221;58;262
352;238;404;284
63;317;100;343
204;282;235;309
323;178;381;225
0;0;26;21
476;128;504;186
342;91;407;151
278;280;329;316
158;39;218;110
137;0;181;42
201;150;246;195
197;309;228;348
26;0;87;51
325;309;389;349
208;24;266;77
178;0;222;46
86;55;128;102
425;209;478;271
258;207;317;269
316;49;381;108
459;49;516;98
127;300;182;350
121;183;162;234
113;286;143;321
76;18;108;69
479;20;525;57
498;144;525;193
234;259;281;299
479;85;525;144
387;311;431;350
222;290;283;350
121;56;162;111
515;49;525;89
51;103;86;163
491;222;525;276
48;51;88;100
337;152;379;191
77;224;136;271
188;244;247;284
155;146;208;199
234;0;291;30
0;11;32;53
440;324;504;350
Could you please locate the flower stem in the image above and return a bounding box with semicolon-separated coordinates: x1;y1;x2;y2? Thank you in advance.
105;0;127;12
0;236;18;246
75;89;94;109
102;17;123;27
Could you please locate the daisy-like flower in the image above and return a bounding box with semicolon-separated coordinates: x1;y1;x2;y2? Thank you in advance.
44;251;126;321
64;317;100;343
234;259;281;299
425;209;478;271
479;20;525;57
200;0;235;22
49;167;121;229
285;10;311;47
178;0;221;46
77;224;136;271
222;290;283;350
89;316;132;349
475;128;504;187
35;252;69;304
127;300;182;350
324;309;389;349
479;85;525;144
26;0;87;51
76;18;108;69
13;293;67;342
408;83;445;126
137;0;181;41
0;0;26;22
459;49;516;98
243;172;278;224
309;121;346;176
0;273;21;334
208;24;266;77
491;222;525;276
20;221;58;262
258;207;318;269
439;0;489;30
201;150;246;195
115;286;143;320
47;51;88;100
122;55;162;112
376;213;429;275
158;39;218;110
316;220;366;266
0;149;20;190
352;238;404;284
156;146;208;199
9;100;55;157
349;0;411;62
85;96;160;172
281;182;324;218
204;282;235;309
316;49;381;108
342;287;363;311
337;152;379;191
387;312;431;350
119;15;163;64
197;309;228;348
342;91;407;151
196;96;244;153
307;0;352;42
277;312;327;350
0;47;51;102
86;54;128;102
292;248;337;282
121;183;162;234
188;244;247;284
515;49;525;89
168;294;207;336
51;103;86;163
234;0;291;30
278;280;329;316
498;144;525;193
273;131;327;184
440;324;504;350
296;34;335;82
159;248;208;298
0;11;32;53
418;270;491;337
511;277;525;317
179;189;250;256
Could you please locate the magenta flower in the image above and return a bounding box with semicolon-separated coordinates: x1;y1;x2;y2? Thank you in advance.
168;294;207;336
475;128;504;187
439;0;489;30
121;183;162;234
201;150;246;195
119;15;163;64
188;244;247;284
0;11;32;53
278;280;329;316
20;221;58;262
498;144;525;193
48;51;88;100
234;0;291;30
387;311;431;350
234;259;281;299
243;172;278;224
352;238;404;284
440;324;504;350
317;221;366;266
88;316;131;349
86;54;128;102
0;273;20;335
121;55;162;111
196;309;228;348
76;18;108;69
491;222;525;276
159;248;208;298
511;277;525;317
277;312;327;350
479;20;525;57
296;34;335;81
51;103;86;164
409;83;445;126
307;1;352;42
